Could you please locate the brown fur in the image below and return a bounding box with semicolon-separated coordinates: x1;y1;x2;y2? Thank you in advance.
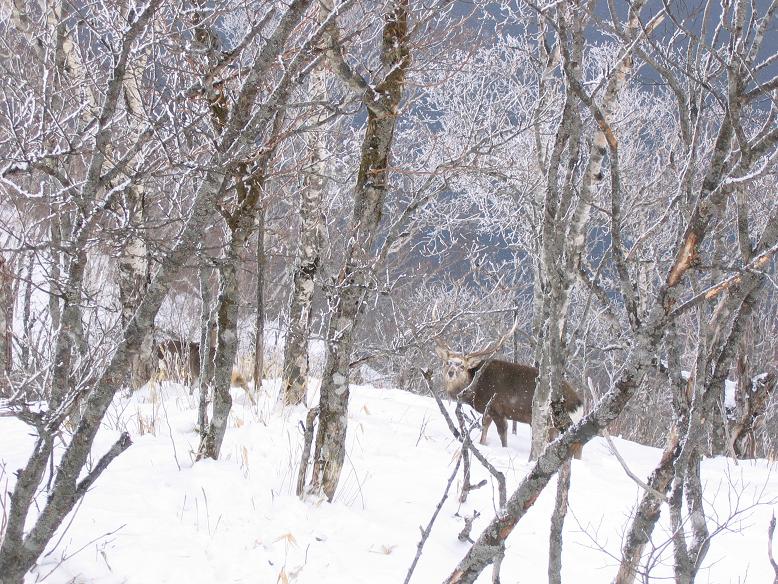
156;339;208;384
436;346;582;450
156;340;253;403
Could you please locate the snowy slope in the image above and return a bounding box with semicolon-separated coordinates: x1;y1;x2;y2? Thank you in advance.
1;381;776;583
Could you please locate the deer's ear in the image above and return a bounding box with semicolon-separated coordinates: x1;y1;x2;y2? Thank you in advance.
465;355;485;369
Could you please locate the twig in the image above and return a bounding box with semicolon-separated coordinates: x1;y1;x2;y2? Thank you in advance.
159;388;181;471
404;455;462;584
460;437;472;503
74;432;132;499
458;510;480;543
769;513;778;584
454;402;505;506
603;430;669;502
35;523;127;582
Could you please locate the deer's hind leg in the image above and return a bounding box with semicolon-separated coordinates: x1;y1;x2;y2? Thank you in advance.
480;413;493;445
493;416;509;447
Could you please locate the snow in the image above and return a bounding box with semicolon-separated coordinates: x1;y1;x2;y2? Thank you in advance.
725;378;738;409
1;381;777;583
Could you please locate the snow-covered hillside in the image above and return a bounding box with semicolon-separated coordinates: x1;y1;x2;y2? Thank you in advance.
1;381;776;583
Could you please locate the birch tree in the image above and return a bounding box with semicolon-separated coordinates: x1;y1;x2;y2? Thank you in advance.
280;0;332;407
0;0;336;579
444;0;778;580
527;0;649;457
0;5;167;579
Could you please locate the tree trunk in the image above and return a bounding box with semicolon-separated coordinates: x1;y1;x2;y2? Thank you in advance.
0;255;11;392
48;212;62;337
198;263;214;435
198;161;273;459
20;253;34;371
197;247;239;460
307;0;410;501
528;13;584;458
548;460;572;584
119;186;153;389
254;206;266;391
281;63;327;406
198;171;265;459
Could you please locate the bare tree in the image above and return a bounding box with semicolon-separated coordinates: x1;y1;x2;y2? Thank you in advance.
0;0;340;579
304;0;413;501
443;0;778;580
280;0;332;407
0;254;10;387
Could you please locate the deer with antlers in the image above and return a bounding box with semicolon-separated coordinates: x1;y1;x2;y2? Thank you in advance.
434;328;583;452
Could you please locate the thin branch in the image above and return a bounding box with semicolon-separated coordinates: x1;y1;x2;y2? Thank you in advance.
403;454;461;584
603;430;669;502
74;432;132;500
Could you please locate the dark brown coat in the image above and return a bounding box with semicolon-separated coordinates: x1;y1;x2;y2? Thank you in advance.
436;343;583;448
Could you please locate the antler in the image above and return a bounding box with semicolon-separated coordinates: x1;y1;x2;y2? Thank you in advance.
466;320;519;360
433;335;451;351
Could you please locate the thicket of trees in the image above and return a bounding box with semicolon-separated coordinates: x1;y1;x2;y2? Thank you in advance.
0;0;775;583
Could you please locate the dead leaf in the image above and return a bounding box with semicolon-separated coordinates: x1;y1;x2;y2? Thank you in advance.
273;532;298;547
369;543;397;555
277;567;289;584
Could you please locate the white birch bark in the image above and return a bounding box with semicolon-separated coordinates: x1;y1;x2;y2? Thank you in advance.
280;54;328;406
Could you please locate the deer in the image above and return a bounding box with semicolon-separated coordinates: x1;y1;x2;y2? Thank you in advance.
154;336;251;399
434;335;583;453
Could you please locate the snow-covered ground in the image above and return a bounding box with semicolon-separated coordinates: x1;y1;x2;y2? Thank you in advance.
1;381;776;583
